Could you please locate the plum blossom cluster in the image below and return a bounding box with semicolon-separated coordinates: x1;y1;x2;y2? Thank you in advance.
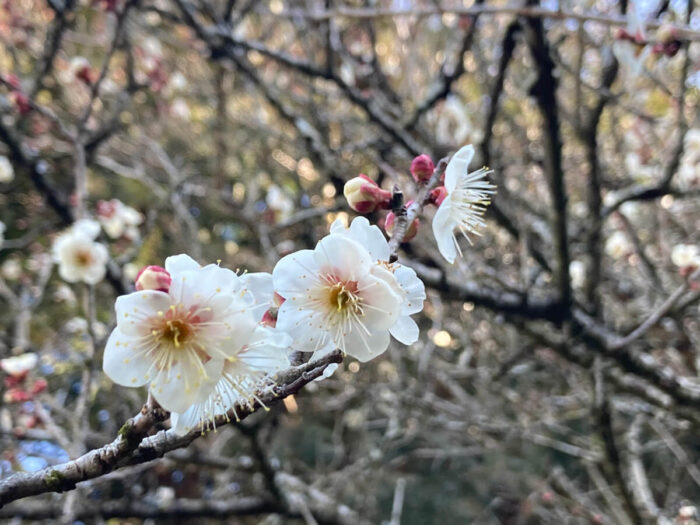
343;144;496;264
97;199;143;240
103;218;425;434
612;2;682;79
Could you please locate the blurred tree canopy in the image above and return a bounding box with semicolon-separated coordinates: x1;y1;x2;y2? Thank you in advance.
0;0;699;523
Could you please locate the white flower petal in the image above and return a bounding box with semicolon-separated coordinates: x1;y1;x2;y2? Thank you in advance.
360;269;403;330
389;315;419;345
73;219;101;240
347;217;391;261
394;265;426;315
344;327;390;362
277;302;333;353
273;249;319;297
150;357;224;413
432;197;458;264
164;254;201;276
313;234;371;282
102;328;152;387
444;144;475;192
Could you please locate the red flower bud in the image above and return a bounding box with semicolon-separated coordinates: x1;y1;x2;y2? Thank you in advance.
31;378;47;394
410;154;435;184
4;74;20;90
11;91;31;115
343;174;392;214
429;186;448;207
75;65;95;85
384;205;419;242
135;265;172;293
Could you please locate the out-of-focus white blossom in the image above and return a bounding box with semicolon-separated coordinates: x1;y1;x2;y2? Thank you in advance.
52;219;108;285
266;185;294;222
123;262;140;282
1;353;38;377
612;2;650;80
678;505;697;520
671;244;700;269
97;199;143;240
625;152;656;183
569;260;586;289
53;284;77;305
2;258;22;280
65;317;89;334
170;98;191;120
435;96;479;146
0;155;14;183
432;145;497;264
605;231;632;260
154;486;176;507
102;254;259;413
679;128;700;189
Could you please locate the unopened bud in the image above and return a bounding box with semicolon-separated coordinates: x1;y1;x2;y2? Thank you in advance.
385;206;419;242
11;91;31;115
343;174;392;214
429;186;448;207
135;265;172;292
31;378;48;395
70;57;94;85
410;154;435;184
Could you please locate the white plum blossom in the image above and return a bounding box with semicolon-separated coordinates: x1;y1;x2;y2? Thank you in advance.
329;217;426;345
432;145;497;264
0;352;38;377
671;244;700;269
102;255;258;413
605;231;632;260
0;155;14;183
273;220;424;362
52;219;109;285
170;325;291;435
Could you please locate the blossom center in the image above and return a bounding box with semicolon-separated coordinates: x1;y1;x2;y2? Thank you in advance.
326;281;361;314
159;318;194;348
74;250;94;267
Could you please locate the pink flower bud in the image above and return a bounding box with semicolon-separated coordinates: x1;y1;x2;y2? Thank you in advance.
135;265;172;293
343;174;392;214
11;91;31;115
429;186;448;207
384;205;419;242
410;154;435;184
